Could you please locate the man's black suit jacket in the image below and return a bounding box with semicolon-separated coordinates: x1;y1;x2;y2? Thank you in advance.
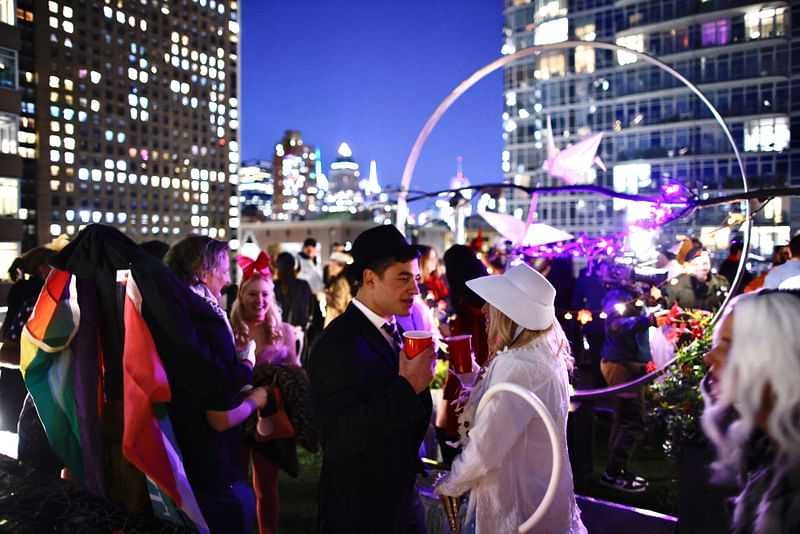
309;303;432;533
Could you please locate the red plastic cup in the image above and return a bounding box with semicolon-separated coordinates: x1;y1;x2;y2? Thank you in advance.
403;330;433;359
447;335;473;373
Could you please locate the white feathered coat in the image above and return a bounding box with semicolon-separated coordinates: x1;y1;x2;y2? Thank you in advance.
437;336;586;534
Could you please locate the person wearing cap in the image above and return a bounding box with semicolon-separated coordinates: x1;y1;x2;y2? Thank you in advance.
435;263;586;534
666;245;729;312
297;237;325;295
598;282;659;493
308;225;435;533
323;242;347;288
323;251;353;327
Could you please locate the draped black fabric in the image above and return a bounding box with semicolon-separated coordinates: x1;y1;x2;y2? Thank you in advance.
50;224;252;403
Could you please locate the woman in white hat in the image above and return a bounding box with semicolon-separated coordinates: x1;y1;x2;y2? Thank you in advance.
436;262;586;534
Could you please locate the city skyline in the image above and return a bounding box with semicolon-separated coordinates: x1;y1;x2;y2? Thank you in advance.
240;1;505;207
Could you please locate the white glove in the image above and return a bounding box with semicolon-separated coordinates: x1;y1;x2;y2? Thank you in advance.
453;359;481;389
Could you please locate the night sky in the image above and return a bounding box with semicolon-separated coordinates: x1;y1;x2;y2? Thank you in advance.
240;1;504;211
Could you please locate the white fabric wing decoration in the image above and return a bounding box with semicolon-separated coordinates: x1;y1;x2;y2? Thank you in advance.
478;210;573;247
544;116;606;185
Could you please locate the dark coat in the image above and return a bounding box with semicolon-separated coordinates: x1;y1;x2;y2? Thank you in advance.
601;287;653;364
309;303;432;533
665;273;729;312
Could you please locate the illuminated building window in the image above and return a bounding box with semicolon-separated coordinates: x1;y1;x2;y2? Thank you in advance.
745;7;786;40
534;17;568;45
701;20;729;46
744;117;790;152
0;178;19;216
0;112;18;154
0;48;18;90
537;53;566;80
575;45;595;73
616;34;644;65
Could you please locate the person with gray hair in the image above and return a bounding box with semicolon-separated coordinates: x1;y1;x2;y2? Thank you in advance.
702;289;800;534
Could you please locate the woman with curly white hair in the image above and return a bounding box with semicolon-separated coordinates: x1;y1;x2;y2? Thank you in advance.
702;289;800;534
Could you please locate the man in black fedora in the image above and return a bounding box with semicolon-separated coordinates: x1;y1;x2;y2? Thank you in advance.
308;224;435;533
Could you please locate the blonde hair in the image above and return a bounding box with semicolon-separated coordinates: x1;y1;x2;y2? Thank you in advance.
486;304;573;371
230;274;284;347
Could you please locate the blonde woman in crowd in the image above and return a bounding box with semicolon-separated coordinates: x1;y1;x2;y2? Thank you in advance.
231;252;298;534
436;263;585;534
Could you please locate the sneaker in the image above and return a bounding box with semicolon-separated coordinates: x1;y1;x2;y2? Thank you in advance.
599;470;649;493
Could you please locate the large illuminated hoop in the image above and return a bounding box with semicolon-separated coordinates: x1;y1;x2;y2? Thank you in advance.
474;383;562;533
398;40;750;324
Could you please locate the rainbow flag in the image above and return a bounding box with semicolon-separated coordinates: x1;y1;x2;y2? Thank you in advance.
20;268;84;479
120;270;209;533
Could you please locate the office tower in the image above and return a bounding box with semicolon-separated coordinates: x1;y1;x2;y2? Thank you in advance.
15;0;241;248
0;2;22;269
326;142;363;214
271;129;322;220
502;1;797;255
238;159;273;222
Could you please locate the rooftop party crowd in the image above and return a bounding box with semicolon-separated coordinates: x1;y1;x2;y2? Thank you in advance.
0;224;799;533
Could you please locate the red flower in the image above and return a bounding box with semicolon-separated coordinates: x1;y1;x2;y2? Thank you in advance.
645;361;657;374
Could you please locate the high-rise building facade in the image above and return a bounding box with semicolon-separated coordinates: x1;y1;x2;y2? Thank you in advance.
502;0;797;255
325;142;364;214
15;0;241;248
238;158;273;222
271;129;324;220
0;1;23;270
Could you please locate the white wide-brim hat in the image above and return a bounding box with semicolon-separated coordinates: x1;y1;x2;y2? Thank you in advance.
466;262;556;331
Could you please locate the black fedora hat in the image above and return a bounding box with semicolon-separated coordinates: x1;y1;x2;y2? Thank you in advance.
350;225;420;278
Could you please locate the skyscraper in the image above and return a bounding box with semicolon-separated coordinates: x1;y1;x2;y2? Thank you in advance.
238;159;273;222
326;142;363;214
0;3;22;271
502;0;796;255
271;129;322;220
15;0;241;249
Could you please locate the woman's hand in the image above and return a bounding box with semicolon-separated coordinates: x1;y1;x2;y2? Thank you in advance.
237;339;256;368
247;386;269;411
450;357;481;389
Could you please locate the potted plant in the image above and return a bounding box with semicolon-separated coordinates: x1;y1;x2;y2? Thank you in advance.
647;307;731;533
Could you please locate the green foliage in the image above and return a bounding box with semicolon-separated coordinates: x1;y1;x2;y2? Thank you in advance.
647;312;713;459
431;358;449;390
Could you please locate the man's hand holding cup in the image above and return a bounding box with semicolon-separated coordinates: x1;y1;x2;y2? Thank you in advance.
399;330;436;393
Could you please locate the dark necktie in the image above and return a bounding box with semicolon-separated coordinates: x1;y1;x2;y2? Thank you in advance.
381;322;403;352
